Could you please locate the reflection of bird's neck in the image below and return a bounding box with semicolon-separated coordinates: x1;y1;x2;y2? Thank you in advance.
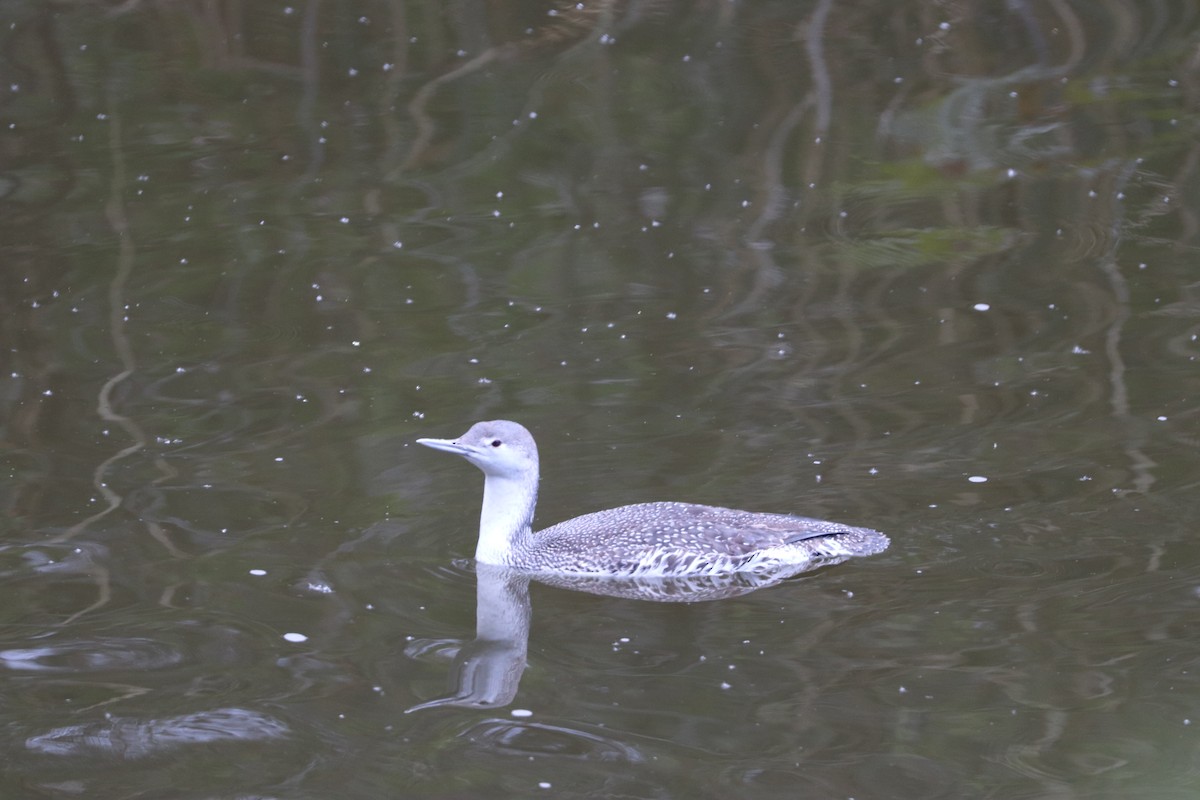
474;564;532;642
405;565;531;712
478;471;539;565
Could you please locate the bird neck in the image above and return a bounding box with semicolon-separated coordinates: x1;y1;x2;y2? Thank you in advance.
476;473;538;565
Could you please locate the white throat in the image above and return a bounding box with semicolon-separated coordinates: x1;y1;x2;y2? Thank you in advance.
476;473;538;565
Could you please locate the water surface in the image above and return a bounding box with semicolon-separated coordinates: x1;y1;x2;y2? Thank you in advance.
2;2;1199;798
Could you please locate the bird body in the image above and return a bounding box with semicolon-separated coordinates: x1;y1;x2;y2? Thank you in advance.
417;420;888;577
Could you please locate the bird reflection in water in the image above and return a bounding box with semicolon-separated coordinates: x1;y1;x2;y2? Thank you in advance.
405;554;859;712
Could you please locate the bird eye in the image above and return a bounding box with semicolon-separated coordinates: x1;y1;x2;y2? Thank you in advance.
490;439;502;447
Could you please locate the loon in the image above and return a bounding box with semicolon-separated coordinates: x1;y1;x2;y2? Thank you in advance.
416;420;888;577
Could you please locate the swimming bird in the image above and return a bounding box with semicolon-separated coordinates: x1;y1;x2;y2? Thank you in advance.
416;420;888;577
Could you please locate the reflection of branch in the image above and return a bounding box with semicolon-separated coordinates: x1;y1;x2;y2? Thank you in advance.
377;0;411;180
803;0;833;136
1100;163;1158;494
103;0;145;16
59;558;113;627
400;0;620;171
738;0;832;300
744;99;809;249
51;56;182;561
50;102;139;547
403;47;503;170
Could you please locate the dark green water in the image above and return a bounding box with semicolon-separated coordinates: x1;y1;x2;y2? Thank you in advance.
2;2;1199;797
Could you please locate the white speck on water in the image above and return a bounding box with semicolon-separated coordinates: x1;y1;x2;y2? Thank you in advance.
274;457;284;462
665;311;677;320
1157;415;1168;421
511;708;533;718
283;632;308;643
392;241;403;249
973;303;990;311
720;682;732;690
538;782;552;789
249;569;267;576
968;475;988;483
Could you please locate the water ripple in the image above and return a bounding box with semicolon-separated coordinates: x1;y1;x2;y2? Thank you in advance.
460;717;648;763
25;707;290;759
0;637;182;674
